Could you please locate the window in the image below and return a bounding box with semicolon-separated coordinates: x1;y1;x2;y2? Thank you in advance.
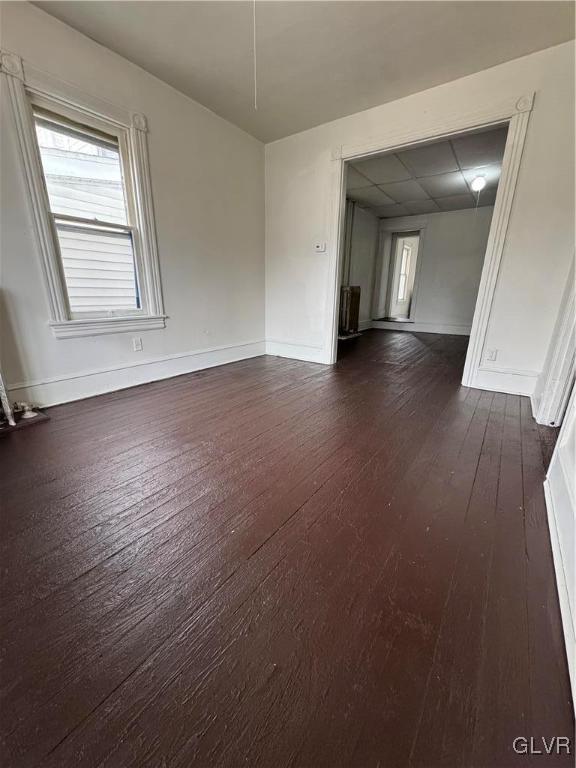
34;113;142;317
397;244;411;302
384;231;421;321
2;53;165;338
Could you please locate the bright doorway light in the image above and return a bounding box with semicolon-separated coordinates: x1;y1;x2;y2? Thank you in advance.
471;175;487;192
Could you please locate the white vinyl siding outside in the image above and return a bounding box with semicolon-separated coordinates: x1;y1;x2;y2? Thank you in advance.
45;175;126;224
56;226;139;313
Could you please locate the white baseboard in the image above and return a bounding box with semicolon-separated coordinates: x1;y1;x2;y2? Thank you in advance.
471;366;539;397
368;324;537;395
265;340;329;364
371;320;471;336
544;478;576;703
7;340;266;407
358;319;373;331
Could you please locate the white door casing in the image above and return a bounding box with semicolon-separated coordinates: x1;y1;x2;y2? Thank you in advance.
326;93;534;389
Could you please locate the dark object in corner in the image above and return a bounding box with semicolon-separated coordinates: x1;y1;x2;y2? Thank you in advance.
0;408;49;436
339;285;361;335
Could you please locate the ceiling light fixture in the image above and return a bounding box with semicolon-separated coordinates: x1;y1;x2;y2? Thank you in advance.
470;175;487;192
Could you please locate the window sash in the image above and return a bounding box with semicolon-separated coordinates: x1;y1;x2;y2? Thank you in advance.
397;245;411;301
52;215;143;319
34;110;119;153
52;212;134;232
32;106;149;320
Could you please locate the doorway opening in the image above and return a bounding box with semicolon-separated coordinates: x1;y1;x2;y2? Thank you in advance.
336;123;509;377
385;231;420;321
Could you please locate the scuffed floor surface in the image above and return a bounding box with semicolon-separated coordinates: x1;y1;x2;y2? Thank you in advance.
1;330;573;767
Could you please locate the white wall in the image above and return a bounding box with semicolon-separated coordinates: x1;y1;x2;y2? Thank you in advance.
0;2;265;406
1;4;573;404
265;42;575;395
373;207;494;335
343;204;379;328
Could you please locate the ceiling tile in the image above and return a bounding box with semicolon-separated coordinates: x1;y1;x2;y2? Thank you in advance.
348;186;395;206
462;164;502;190
436;194;476;211
418;171;468;198
403;199;441;215
346;166;372;190
352;154;411;185
379;179;429;203
451;127;508;169
372;204;409;218
397;141;459;177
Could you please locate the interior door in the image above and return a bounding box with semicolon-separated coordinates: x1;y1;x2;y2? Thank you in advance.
388;233;419;319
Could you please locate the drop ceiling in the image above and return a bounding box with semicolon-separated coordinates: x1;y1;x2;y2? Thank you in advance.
33;1;575;142
347;126;507;218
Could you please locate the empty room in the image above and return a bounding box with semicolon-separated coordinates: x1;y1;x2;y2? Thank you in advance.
337;126;508;376
0;2;574;767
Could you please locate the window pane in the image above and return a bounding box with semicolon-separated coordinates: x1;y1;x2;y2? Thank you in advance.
56;225;140;313
35;120;128;224
397;274;407;301
400;245;411;276
400;248;408;276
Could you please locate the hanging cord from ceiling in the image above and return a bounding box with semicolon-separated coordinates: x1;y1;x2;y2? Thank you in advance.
471;174;486;211
252;0;258;110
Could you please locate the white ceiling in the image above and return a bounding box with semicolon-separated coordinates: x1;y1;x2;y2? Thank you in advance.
347;125;507;218
33;1;574;142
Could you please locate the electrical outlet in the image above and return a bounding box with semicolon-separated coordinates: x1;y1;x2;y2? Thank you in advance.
132;337;143;352
486;348;498;362
314;242;327;253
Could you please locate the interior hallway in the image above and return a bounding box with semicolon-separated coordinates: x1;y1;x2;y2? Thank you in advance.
0;330;572;767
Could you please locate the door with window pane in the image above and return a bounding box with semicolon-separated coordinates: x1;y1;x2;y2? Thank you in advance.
388;233;420;320
34;114;141;317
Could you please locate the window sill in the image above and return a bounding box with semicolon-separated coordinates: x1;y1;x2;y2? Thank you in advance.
50;315;167;339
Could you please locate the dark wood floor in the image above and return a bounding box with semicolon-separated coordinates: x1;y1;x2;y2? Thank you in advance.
1;330;572;768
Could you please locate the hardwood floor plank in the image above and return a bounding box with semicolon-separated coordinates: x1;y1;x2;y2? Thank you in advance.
470;395;534;766
0;330;571;768
7;359;452;766
1;370;373;599
19;369;471;766
408;392;507;767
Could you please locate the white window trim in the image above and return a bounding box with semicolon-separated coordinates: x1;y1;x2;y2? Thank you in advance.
0;50;166;338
